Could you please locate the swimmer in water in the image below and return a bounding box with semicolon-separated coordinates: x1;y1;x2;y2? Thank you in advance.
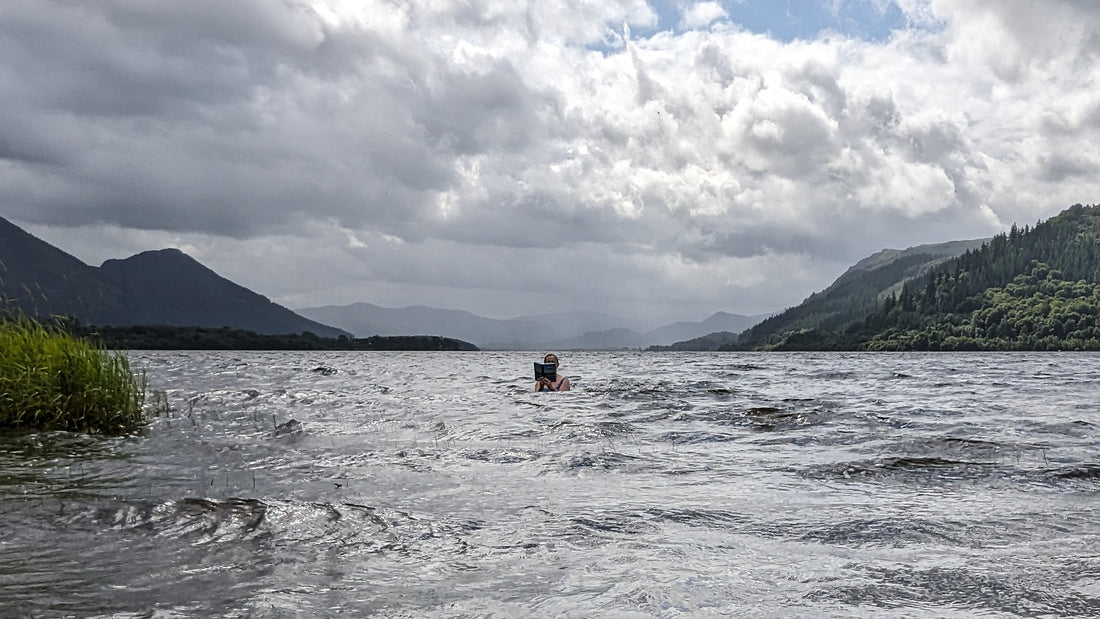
535;353;570;392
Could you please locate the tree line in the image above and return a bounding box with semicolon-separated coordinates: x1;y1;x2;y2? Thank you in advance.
0;312;479;351
759;203;1100;351
75;324;480;351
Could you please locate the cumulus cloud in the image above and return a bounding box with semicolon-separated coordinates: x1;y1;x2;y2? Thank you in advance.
4;0;1100;322
681;2;728;30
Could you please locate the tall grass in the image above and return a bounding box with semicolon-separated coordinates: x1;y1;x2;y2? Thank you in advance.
0;318;148;434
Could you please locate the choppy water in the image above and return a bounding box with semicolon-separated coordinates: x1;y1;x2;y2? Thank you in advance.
3;351;1100;617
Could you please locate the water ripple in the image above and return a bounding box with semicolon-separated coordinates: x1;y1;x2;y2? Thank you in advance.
3;350;1100;616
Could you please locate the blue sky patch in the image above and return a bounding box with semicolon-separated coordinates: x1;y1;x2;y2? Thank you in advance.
647;0;908;42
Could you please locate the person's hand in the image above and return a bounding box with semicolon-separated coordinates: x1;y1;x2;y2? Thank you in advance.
537;377;554;390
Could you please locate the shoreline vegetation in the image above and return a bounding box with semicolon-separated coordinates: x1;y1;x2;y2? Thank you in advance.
68;324;481;351
0;318;148;434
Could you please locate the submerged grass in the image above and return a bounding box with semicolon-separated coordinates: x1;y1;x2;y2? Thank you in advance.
0;317;148;434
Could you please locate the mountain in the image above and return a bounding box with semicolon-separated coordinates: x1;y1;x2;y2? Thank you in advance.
98;249;346;336
298;303;769;350
543;328;649;350
298;302;539;348
730;238;988;349
297;303;636;349
0;217;128;324
831;203;1100;351
644;311;766;346
0;217;346;337
649;331;741;352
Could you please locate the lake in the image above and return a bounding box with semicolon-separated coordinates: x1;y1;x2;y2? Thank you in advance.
3;351;1100;617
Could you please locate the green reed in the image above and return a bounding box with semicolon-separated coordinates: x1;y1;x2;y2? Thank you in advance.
0;317;148;434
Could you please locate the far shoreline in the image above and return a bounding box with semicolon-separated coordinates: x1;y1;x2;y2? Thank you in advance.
66;323;480;352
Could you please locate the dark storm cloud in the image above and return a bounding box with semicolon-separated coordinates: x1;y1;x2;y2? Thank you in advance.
0;2;295;118
0;0;554;240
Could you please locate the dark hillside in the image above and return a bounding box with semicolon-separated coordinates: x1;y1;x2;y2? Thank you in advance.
0;216;127;323
0;217;346;336
99;249;346;337
734;239;986;348
783;203;1100;351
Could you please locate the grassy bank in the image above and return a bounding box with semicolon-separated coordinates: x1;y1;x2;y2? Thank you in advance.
0;318;148;434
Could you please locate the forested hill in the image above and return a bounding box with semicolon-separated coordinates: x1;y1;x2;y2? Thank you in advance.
734;238;986;349
769;203;1100;351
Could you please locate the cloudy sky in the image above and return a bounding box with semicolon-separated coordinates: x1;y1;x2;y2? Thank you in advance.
3;1;1099;326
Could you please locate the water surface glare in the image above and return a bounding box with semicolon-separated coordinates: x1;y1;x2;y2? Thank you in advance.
3;351;1100;617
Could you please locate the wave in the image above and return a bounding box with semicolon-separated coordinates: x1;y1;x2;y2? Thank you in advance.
802;457;1000;482
64;496;482;558
463;447;544;464
796;517;1000;548
671;403;830;433
563;451;643;471
808;564;1100;616
1046;463;1100;482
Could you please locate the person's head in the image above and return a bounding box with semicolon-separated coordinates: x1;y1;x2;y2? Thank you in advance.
543;353;559;374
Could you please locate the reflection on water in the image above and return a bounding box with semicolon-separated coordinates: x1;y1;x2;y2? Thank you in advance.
2;351;1100;617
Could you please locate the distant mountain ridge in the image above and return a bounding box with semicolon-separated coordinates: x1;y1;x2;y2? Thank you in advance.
0;216;346;337
644;311;762;345
779;203;1100;350
1;215;766;348
298;303;540;349
657;238;989;351
298;302;767;350
732;238;988;349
